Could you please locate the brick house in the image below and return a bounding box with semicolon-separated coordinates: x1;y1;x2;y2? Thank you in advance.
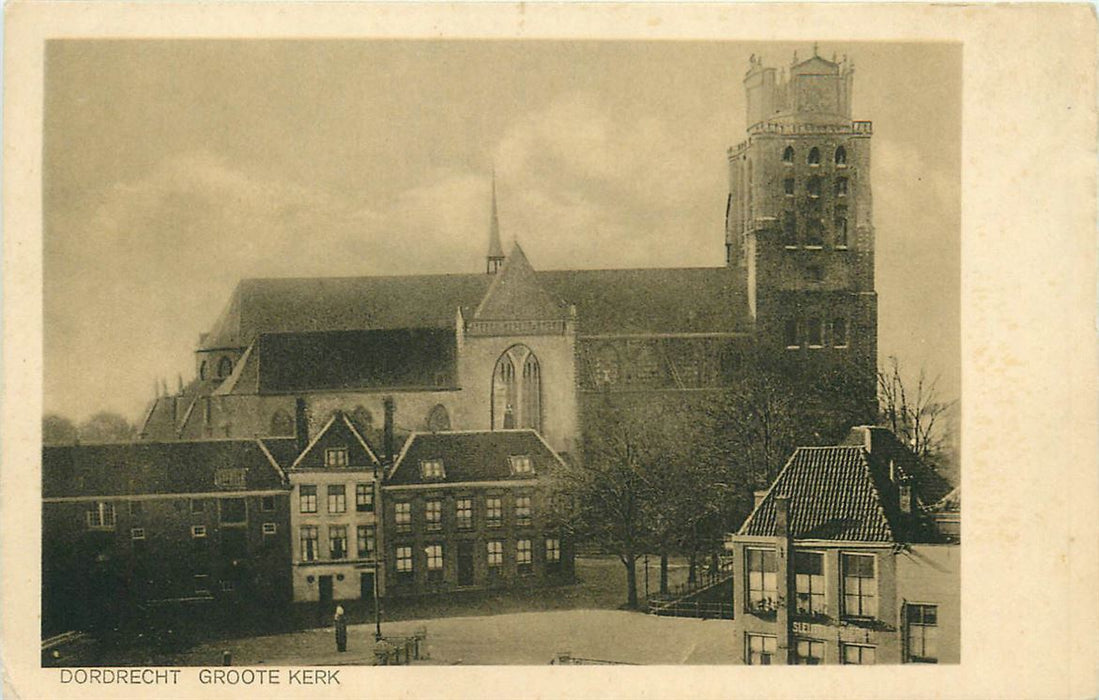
381;429;574;596
42;438;295;634
725;426;959;665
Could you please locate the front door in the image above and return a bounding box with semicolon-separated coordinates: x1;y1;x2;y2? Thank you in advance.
360;572;375;604
318;575;334;608
457;542;474;586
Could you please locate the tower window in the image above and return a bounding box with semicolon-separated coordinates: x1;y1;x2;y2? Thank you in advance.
807;319;824;348
784;320;799;349
807;176;821;199
782;146;794;164
217;356;233;379
806;218;824;247
783;211;797;247
833;318;849;348
835;177;848;197
834;207;849;247
808;147;821;165
807;265;824;284
835;146;847;166
783;178;795;196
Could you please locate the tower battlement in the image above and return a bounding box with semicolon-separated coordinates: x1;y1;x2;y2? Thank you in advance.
744;48;856;130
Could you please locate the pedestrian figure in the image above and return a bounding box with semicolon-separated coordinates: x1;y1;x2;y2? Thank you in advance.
334;605;348;652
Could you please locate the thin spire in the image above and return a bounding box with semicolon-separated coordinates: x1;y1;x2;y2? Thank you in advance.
486;168;505;274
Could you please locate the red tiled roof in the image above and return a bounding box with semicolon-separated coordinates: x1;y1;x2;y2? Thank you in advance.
738;446;896;542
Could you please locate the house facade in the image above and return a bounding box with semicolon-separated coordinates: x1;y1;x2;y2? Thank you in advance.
725;426;959;665
42;439;295;634
381;430;575;596
286;407;384;604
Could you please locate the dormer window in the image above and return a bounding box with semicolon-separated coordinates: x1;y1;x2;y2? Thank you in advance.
808;147;821;165
509;455;534;475
325;447;349;468
420;459;445;480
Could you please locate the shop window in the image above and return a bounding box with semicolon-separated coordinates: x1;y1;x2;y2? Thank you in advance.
796;639;824;665
842;644;876;665
746;547;777;613
746;634;777;665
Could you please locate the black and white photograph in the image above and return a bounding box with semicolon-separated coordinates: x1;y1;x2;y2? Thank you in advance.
39;36;962;668
2;3;1096;698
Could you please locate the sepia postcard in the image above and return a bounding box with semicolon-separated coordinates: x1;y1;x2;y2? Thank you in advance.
2;3;1096;699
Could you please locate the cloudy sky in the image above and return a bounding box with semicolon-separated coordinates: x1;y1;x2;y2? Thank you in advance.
44;40;960;423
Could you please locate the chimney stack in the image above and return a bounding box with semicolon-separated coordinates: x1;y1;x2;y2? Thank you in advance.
899;478;913;514
294;397;309;454
383;396;396;468
774;495;794;665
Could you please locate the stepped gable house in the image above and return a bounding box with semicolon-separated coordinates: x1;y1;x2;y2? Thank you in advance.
137;49;878;457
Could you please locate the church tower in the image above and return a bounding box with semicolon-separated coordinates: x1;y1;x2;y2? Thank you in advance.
726;47;878;418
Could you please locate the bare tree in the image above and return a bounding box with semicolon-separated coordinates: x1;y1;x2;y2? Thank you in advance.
878;356;956;463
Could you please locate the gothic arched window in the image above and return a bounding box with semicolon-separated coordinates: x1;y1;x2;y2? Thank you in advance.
492;345;542;432
783;146;795;163
426;404;451;432
835;146;847;166
808;147;821;165
270;409;294;436
217;356;233;379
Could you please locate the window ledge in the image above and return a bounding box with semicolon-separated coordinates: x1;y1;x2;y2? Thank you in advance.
784;245;799;250
807;344;824;349
785;345;801;350
834;344;850;349
835;245;849;250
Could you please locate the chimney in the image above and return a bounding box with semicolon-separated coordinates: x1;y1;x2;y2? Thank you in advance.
774;495;794;665
862;426;873;453
294;397;309;454
383;396;396;468
899;478;913;514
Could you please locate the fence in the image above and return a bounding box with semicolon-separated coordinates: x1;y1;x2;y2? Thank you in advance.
373;627;428;665
646;600;734;620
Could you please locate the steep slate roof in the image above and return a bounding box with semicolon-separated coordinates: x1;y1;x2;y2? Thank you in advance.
539;267;748;335
739;446;897;542
840;426;956;506
473;243;569;321
42;439;294;498
255;328;457;394
386;430;563;486
201;274;492;350
199;265;750;350
290;411;379;470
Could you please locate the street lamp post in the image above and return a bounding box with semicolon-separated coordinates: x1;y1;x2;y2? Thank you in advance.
373;561;382;641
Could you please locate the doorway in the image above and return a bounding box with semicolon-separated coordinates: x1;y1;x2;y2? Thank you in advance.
360;572;375;605
457;542;474;586
318;575;334;607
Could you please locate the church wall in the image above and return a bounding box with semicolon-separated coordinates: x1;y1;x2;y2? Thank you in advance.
457;332;578;456
169;391;464;445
